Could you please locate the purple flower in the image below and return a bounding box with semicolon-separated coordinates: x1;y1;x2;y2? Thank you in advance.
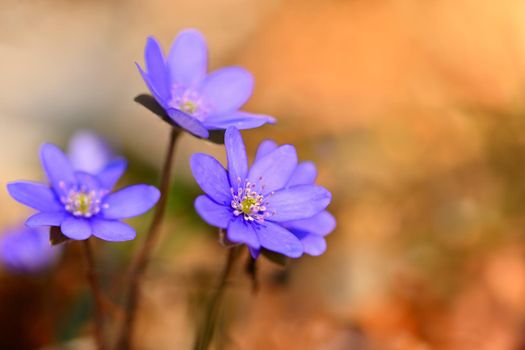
68;130;114;174
0;132;111;273
253;140;336;256
7;143;160;242
0;226;61;274
136;29;276;139
190;127;332;258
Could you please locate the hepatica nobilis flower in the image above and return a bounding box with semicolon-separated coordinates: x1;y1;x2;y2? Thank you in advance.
0;131;110;271
0;227;61;274
190;127;333;258
7;143;160;242
68;130;114;174
136;29;275;138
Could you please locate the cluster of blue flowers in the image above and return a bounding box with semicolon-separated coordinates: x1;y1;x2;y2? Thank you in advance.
3;29;334;270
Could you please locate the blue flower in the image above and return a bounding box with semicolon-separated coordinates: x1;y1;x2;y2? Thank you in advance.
0;226;61;274
67;130;114;174
252;140;336;257
7;143;160;242
1;132;111;272
136;29;276;139
190;127;332;258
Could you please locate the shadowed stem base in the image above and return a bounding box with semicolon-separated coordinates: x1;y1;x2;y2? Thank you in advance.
116;127;180;350
82;239;107;350
193;246;241;350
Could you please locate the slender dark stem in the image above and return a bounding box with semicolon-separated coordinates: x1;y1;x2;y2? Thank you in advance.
193;247;240;350
245;254;259;293
82;239;107;350
116;127;180;350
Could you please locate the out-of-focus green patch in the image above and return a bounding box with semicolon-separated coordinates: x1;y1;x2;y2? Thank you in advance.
55;291;91;343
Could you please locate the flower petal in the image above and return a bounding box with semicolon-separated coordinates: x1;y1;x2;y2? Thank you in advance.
0;227;60;274
68;131;112;174
287;161;317;187
199;67;253;116
40;143;76;194
136;63;169;108
102;185;160;219
267;185;331;222
227;217;260;249
168;29;208;86
144;36;170;100
298;233;327;256
254;221;303;258
97;158;127;190
225;127;248;185
249;247;261;259
248;145;297;194
284;211;336;236
203;111;276;130
194;195;232;228
61;217;91;240
75;171;101;191
190;154;232;204
26;212;67;227
167;109;209;138
254;140;278;162
7;181;62;212
91;219;136;242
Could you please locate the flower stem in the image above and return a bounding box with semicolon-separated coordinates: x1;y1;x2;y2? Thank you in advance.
193;246;240;350
116;127;180;350
245;254;259;293
82;239;107;350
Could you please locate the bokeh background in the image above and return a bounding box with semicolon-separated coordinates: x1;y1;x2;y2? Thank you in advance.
2;0;525;349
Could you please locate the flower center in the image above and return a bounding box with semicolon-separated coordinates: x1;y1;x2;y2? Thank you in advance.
231;180;270;223
169;85;210;121
241;197;258;214
181;100;197;114
62;189;104;218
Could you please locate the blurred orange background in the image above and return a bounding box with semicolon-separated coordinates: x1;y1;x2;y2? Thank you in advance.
2;0;525;349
